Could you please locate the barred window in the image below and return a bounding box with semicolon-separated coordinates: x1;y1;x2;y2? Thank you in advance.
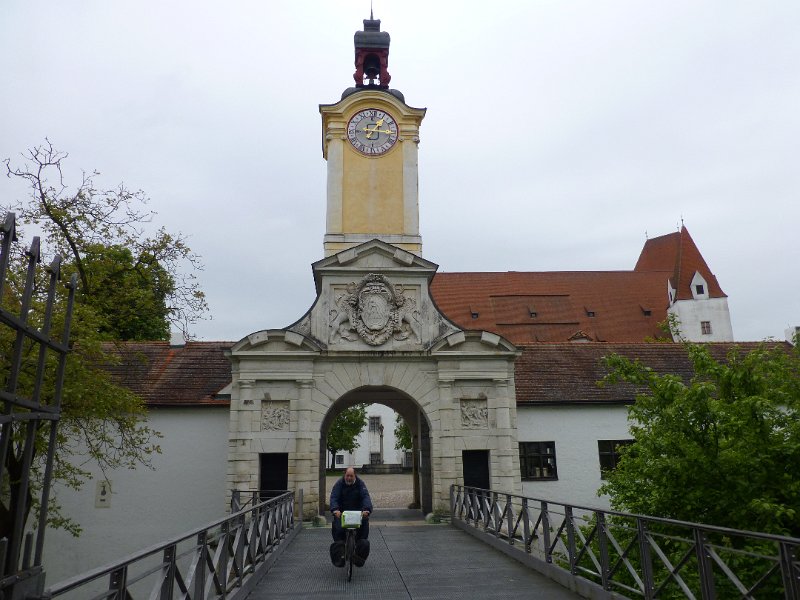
701;321;712;335
598;440;634;479
335;454;344;465
519;442;557;481
370;453;381;465
369;416;381;432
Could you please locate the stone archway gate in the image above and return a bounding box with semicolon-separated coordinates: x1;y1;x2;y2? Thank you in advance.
226;240;522;517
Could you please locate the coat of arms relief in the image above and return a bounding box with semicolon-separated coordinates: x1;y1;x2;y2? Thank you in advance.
329;273;422;346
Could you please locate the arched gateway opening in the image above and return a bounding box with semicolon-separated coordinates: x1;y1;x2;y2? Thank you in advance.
319;386;433;515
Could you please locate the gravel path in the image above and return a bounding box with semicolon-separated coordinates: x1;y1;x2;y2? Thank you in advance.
325;473;414;509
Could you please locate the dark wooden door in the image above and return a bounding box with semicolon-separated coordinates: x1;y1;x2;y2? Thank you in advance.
259;453;289;499
462;450;490;490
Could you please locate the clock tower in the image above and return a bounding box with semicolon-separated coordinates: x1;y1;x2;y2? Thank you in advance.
320;15;426;257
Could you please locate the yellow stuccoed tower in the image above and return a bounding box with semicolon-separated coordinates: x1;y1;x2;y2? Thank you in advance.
320;16;426;257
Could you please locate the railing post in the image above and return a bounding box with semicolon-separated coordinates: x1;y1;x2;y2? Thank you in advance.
231;490;240;512
450;484;455;520
158;544;177;600
522;498;532;553
492;491;501;536
693;528;717;600
565;506;578;575
541;501;552;563
637;519;655;600
193;531;208;599
778;541;799;600
297;488;303;525
218;519;230;596
506;494;514;545
108;565;127;600
596;511;611;590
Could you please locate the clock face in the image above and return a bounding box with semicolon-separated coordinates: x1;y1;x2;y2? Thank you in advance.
347;109;398;156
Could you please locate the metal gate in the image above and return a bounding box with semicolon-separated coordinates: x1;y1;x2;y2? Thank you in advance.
0;213;77;599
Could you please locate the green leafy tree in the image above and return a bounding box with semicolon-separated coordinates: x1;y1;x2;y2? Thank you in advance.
326;405;367;468
4;140;208;339
394;414;412;450
0;141;208;537
600;340;800;537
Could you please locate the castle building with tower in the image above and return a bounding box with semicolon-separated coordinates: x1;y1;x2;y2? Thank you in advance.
43;15;761;581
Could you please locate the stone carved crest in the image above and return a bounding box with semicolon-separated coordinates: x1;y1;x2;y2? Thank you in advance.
261;401;290;431
460;399;489;429
329;273;421;346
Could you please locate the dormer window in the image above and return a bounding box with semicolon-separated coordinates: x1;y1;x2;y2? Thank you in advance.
470;307;479;319
690;272;709;300
528;307;537;318
586;310;596;318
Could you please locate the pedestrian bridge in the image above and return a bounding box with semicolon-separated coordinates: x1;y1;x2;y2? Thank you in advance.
43;487;800;600
247;515;579;599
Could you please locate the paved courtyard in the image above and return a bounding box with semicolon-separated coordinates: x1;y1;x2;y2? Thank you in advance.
326;473;414;509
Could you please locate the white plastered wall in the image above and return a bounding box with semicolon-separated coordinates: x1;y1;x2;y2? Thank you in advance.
516;404;631;510
42;407;229;585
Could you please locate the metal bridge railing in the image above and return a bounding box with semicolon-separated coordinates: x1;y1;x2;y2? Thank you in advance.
0;213;77;599
450;485;800;600
42;490;298;600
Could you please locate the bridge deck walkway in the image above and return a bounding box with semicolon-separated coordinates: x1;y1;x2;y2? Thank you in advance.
246;513;581;599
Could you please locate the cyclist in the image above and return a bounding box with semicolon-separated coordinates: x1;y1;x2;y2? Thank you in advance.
329;467;373;567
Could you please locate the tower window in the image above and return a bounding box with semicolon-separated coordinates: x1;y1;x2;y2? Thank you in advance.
701;321;712;335
695;284;705;295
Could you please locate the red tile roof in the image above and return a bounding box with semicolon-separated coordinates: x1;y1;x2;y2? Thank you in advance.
430;226;725;343
635;226;725;300
514;342;785;405
430;271;670;343
102;341;235;406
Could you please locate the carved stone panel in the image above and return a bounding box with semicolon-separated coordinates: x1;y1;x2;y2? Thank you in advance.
460;399;489;429
328;273;421;346
261;401;290;431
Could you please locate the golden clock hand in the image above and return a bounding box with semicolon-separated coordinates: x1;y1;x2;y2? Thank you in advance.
361;126;395;135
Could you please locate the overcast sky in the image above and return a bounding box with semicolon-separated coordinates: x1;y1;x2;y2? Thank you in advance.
2;1;798;343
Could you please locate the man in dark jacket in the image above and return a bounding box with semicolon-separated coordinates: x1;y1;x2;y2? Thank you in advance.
329;467;373;567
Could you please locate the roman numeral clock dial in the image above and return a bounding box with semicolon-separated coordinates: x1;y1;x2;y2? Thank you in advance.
347;109;398;156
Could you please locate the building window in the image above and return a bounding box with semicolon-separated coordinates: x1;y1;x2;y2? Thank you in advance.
335;454;344;465
598;440;634;479
370;453;381;465
519;442;557;481
695;284;705;295
701;321;712;335
369;416;381;432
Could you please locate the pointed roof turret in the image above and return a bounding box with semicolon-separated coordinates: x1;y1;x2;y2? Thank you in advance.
634;225;726;300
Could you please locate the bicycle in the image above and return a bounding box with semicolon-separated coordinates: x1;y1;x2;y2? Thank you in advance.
340;511;363;581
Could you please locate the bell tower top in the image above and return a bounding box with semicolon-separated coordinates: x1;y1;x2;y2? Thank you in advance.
320;16;426;258
353;14;391;89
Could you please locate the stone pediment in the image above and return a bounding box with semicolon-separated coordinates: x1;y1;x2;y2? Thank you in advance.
286;240;460;351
